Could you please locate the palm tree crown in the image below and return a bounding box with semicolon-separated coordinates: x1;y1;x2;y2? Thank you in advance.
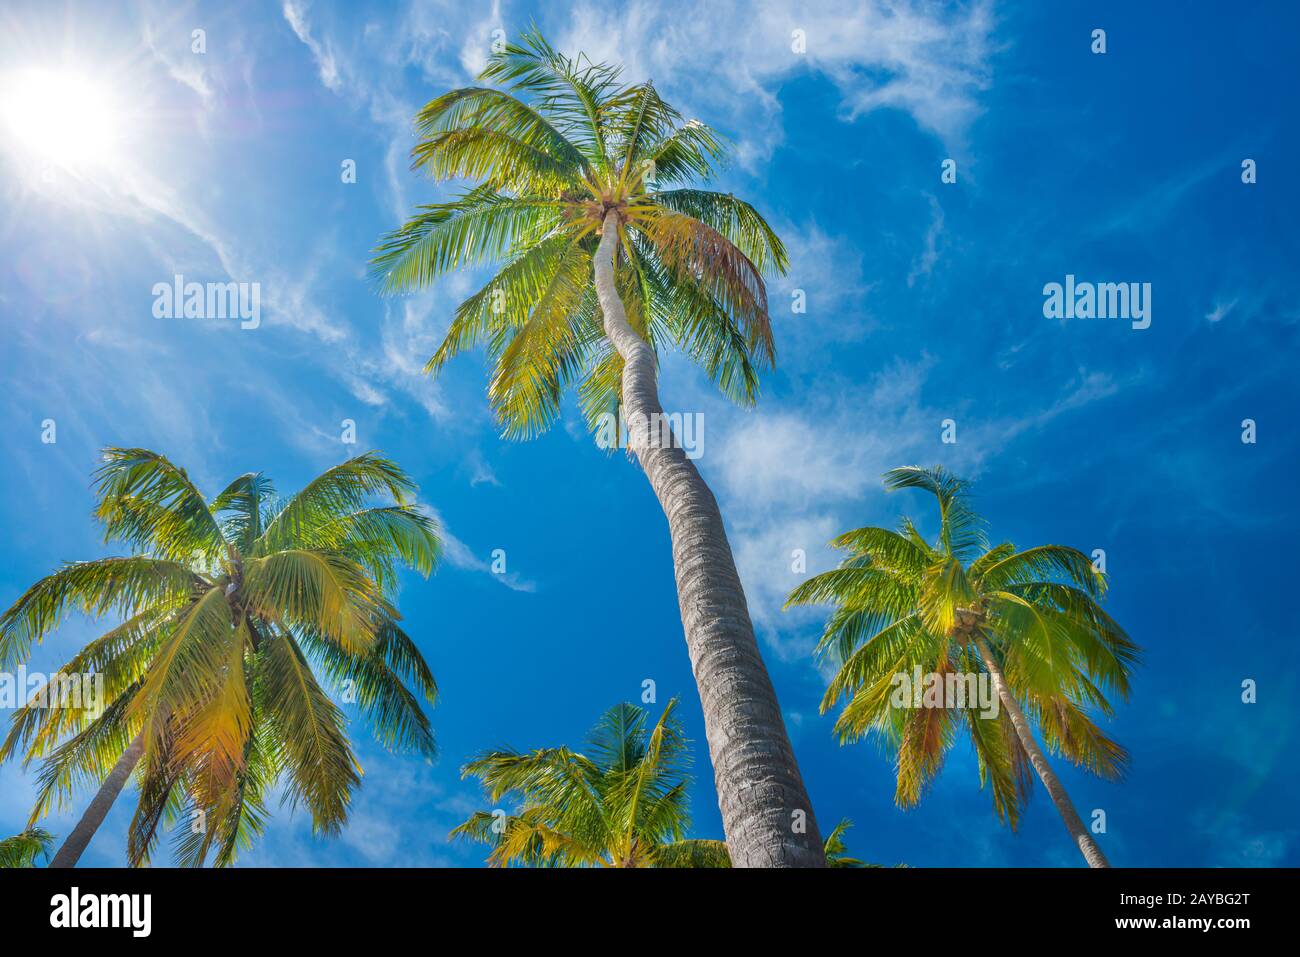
786;466;1140;829
822;819;870;868
371;27;787;439
0;448;441;866
0;827;55;867
452;699;731;867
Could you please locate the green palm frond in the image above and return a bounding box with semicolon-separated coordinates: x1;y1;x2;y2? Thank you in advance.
242;549;384;654
488;234;594;437
1028;690;1129;780
1;608;169;766
211;472;275;552
256;452;417;551
976;544;1105;597
0;827;55;868
831;525;933;576
296;622;437;757
28;694;141;823
479;27;624;173
371;189;566;295
655;837;730;868
93;448;228;562
175;707;276;868
884;466;987;561
412;86;585;193
640;118;727;184
303;504;440;592
823;819;869;868
965;706;1032;828
626;230;766;405
639;206;772;357
0;557;197;668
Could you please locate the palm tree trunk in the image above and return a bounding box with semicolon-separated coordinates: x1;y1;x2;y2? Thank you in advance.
592;209;824;867
973;637;1111;867
48;731;145;868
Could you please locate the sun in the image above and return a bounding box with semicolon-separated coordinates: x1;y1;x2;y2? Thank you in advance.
0;68;121;171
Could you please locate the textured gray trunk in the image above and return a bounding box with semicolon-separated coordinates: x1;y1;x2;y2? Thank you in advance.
974;637;1111;868
48;731;145;868
593;209;824;867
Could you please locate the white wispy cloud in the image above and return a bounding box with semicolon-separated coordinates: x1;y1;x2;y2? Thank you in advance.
141;22;214;104
419;505;537;593
1193;809;1295;867
907;192;946;287
467;449;502;487
767;220;878;369
555;0;996;159
282;0;343;92
457;0;504;77
1205;298;1237;322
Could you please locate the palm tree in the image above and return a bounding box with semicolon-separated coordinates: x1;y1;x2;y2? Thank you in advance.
0;448;441;867
453;699;730;867
823;819;869;868
786;466;1139;868
373;27;820;867
0;827;55;867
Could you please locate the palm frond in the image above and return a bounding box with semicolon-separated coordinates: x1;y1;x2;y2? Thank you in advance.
651;189;788;273
211;472;275;552
884;466;987;561
0;827;55;868
258;630;360;834
412;86;585;193
258;452;419;552
93;448;227;562
655;838;730;868
370;188;566;295
0;557;197;668
479;26;624;172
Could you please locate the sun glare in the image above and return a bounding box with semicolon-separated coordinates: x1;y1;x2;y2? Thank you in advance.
0;69;120;170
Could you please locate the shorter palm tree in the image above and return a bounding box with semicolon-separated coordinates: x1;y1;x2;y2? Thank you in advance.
0;827;55;867
0;449;441;867
453;699;728;867
823;819;869;868
787;466;1139;868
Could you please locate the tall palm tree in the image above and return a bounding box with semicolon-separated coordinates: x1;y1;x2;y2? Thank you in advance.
0;448;441;867
452;699;731;867
373;27;821;867
786;466;1139;868
0;827;55;867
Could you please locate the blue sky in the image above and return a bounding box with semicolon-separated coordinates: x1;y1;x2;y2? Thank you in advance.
1;0;1297;867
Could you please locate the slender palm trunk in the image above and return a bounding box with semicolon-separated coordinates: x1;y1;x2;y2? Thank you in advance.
48;731;145;868
973;637;1110;867
592;209;824;867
